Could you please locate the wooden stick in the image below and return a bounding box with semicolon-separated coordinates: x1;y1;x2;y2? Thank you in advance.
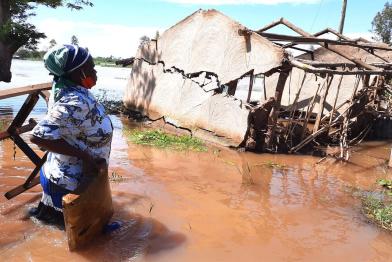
314;27;351;40
285;72;307;140
313;74;334;133
300;79;322;140
289;90;365;153
259;32;392;52
296;59;392;69
290;59;388;75
262;75;267;101
328;75;344;132
291;118;340;153
266;69;290;148
246;70;255;103
340;75;361;160
256;18;284;33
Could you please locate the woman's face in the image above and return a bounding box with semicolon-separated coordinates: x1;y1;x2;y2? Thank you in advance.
81;57;97;88
82;57;98;84
69;56;97;89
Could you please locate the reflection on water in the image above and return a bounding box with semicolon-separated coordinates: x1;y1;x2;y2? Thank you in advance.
1;60;392;261
0;116;392;261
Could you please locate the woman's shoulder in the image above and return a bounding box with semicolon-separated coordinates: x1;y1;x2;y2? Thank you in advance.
57;86;91;106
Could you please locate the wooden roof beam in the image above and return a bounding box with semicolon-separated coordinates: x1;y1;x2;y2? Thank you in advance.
312;28;390;63
257;18;285;33
313;27;352;41
257;18;379;70
290;59;391;75
261;32;392;52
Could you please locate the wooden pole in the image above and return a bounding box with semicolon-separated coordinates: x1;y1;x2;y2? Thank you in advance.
327;75;344;132
300;81;322;140
266;69;290;148
340;75;361;160
290;59;386;75
285;73;307;140
313;74;334;133
246;70;255;103
227;79;238;96
339;0;348;35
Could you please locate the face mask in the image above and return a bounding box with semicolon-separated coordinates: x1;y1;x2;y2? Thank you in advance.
81;70;96;89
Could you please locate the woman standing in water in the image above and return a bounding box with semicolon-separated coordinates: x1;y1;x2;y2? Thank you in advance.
29;45;113;227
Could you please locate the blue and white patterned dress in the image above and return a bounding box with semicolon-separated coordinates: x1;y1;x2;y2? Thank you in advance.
32;85;113;201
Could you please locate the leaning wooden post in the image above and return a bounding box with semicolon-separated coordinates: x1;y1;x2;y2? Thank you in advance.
266;66;291;148
313;74;334;133
246;70;255;103
227;79;238;96
327;75;344;132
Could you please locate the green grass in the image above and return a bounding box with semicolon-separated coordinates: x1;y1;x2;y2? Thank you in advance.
127;129;207;152
362;195;392;231
264;160;287;169
378;179;392;196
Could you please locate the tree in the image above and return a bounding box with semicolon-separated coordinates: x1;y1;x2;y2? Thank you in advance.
0;1;93;82
372;2;392;44
49;38;57;48
139;35;151;48
71;35;79;45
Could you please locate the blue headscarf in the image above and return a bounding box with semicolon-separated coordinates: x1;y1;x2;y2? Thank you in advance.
44;45;91;102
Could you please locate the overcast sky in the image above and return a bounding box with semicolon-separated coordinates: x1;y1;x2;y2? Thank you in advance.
31;0;387;58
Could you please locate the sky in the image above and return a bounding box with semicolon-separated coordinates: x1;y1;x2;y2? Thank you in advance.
30;0;388;58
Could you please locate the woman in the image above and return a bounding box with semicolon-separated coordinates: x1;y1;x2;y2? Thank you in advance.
29;45;113;227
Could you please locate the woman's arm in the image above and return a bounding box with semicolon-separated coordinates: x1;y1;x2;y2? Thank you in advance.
30;135;92;162
30;135;107;175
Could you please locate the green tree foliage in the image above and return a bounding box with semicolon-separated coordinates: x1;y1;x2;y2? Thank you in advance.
49;38;57;48
15;47;45;60
139;35;151;48
372;2;392;44
0;0;93;82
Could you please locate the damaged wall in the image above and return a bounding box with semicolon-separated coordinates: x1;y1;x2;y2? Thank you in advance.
264;68;375;114
124;9;285;145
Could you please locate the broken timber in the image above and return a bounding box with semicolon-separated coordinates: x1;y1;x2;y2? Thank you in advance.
123;9;392;159
0;83;51;199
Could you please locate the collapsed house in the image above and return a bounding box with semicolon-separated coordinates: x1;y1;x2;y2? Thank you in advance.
123;9;392;158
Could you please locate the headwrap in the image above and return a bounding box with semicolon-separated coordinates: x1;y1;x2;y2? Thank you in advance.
44;45;91;102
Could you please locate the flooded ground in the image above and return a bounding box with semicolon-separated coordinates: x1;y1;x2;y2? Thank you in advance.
1;60;392;261
0;114;392;261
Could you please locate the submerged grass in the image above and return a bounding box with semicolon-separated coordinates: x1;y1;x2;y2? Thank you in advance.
362;195;392;231
109;170;126;183
127;129;207;152
362;178;392;231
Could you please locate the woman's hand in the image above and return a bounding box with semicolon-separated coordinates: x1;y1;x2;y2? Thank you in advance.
81;151;107;175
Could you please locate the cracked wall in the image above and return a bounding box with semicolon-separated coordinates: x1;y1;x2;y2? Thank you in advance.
124;9;285;146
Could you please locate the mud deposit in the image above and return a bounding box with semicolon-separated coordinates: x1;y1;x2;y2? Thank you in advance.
1;116;392;261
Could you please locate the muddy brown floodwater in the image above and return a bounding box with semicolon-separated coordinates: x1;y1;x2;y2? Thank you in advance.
1;116;392;262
